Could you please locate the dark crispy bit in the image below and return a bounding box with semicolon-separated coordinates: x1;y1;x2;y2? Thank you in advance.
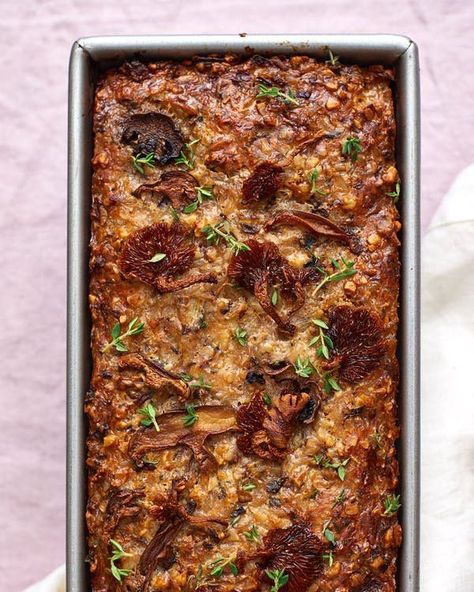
121;112;184;163
242;163;283;203
120;222;217;293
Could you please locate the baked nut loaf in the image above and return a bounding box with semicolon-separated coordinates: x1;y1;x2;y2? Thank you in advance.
87;54;401;592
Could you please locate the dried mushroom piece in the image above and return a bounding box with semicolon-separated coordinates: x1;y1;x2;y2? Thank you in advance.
139;480;226;591
132;170;197;210
118;354;190;401
265;210;351;245
121;112;184;164
327;305;386;382
227;240;317;334
250;519;323;592
120;222;217;293
105;488;144;535
128;405;238;470
242;163;283;203
237;391;311;460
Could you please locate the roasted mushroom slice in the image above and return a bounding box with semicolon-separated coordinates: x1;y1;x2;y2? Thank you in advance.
237;391;310;460
120;222;217;293
132;170;197;210
227;240;317;334
327;305;386;382
242;162;283;203
121;112;184;164
118;354;190;401
139;480;226;591
265;210;351;245
128;405;238;470
105;488;144;535
250;519;323;592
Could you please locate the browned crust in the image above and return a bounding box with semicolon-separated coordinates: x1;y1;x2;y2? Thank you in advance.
87;54;401;592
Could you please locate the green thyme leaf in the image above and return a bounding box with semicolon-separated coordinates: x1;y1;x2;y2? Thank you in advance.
183;186;214;214
325;48;340;67
242;482;256;491
183;404;198;428
257;83;299;106
132;152;156;174
148;252;167;263
342;136;362;162
202;222;250;254
175;139;199;170
309;167;326;196
386;182;401;203
109;539;133;582
244;525;260;543
265;568;289;592
322;520;336;545
322;550;334;566
102;317;145;353
262;393;272;407
234;327;248;346
293;356;315;378
271;288;279;306
138;402;160;432
313;257;357;295
383;494;401;516
209;556;239;578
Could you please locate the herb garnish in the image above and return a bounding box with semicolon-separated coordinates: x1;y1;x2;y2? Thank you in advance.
313;256;357;295
170;206;180;221
342;136;362;162
209;556;239;577
138;402;160;432
333;488;346;507
322;372;341;394
179;373;212;390
242;482;256;491
234;327;248;346
326;49;341;67
102;317;144;353
262;393;272;407
148;252;167;263
109;539;132;582
244;525;260;542
202;222;250;254
308;319;333;360
183;404;198;428
387;182;401;203
323;457;350;481
256;83;298;106
183;186;214;214
322;520;336;545
265;568;289;592
132;152;155;174
383;494;401;516
293;356;315;378
309;168;326;196
175;139;199;170
322;550;334;566
271;288;279;306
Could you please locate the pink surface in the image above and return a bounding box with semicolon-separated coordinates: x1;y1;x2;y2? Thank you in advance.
1;0;473;589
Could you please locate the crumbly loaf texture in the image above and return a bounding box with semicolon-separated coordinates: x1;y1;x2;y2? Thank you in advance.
88;55;401;592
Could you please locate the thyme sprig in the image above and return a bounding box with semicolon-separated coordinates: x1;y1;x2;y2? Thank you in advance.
383;494;402;516
179;373;213;390
184;186;214;214
387;182;401;203
209;556;239;577
293;356;315;378
102;317;144;353
183;404;198;428
175;139;200;170
322;550;334;566
265;568;289;592
342;136;362;162
132;152;155;174
309;168;327;196
326;48;341;68
322;520;336;545
234;327;248;346
244;525;261;543
202;222;250;254
313;256;357;295
138;402;160;432
109;539;133;582
309;319;333;360
256;83;298;106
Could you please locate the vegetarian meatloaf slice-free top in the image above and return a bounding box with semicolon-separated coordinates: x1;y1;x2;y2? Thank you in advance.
87;53;402;592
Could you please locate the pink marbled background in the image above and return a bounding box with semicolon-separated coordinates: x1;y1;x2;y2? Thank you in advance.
0;0;473;590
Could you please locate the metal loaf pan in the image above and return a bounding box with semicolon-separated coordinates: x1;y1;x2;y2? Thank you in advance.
67;34;420;592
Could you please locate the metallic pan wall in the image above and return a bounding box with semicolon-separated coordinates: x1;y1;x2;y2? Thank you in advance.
67;34;420;592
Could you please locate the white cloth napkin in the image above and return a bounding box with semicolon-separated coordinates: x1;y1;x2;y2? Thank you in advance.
420;164;474;591
24;167;474;591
